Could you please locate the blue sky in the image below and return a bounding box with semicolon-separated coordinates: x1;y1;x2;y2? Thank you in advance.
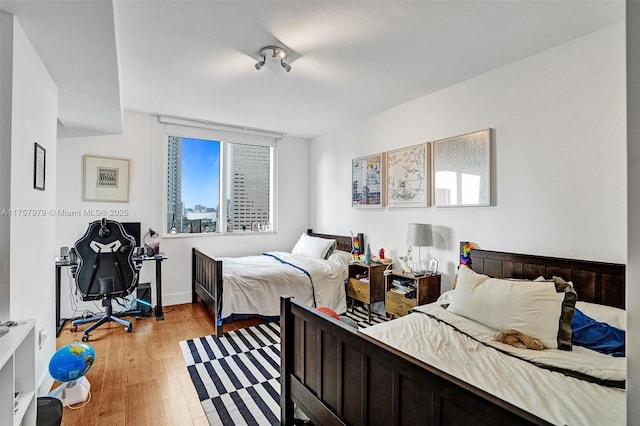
181;138;220;210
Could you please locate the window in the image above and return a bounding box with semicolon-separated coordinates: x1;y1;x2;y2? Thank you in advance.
164;119;276;235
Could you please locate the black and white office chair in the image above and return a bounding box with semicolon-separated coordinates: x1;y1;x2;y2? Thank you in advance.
70;218;141;341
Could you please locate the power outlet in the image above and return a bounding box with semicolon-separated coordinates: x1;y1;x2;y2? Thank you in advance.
38;329;47;349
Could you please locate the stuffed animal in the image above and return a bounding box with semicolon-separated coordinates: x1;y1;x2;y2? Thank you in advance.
495;329;545;351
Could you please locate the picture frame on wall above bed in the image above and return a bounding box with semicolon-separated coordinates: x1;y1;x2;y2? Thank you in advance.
352;153;385;208
386;143;429;207
432;128;493;207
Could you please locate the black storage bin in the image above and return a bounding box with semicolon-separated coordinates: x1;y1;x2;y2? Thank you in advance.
36;397;63;426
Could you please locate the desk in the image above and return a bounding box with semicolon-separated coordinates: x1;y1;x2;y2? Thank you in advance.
55;254;167;336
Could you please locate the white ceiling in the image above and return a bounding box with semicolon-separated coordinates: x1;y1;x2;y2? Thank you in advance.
1;0;625;139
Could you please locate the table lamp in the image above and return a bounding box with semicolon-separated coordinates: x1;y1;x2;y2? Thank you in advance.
407;223;433;276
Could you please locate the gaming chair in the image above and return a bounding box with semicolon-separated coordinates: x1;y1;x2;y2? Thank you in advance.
71;218;141;341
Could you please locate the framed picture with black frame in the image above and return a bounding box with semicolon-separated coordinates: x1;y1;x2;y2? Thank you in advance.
34;143;46;191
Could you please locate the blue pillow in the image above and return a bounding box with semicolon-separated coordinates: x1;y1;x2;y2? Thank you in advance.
571;308;625;357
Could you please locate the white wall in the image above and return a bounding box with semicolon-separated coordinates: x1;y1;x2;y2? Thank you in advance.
311;23;627;291
55;111;310;318
0;11;13;324
5;15;59;394
627;1;639;422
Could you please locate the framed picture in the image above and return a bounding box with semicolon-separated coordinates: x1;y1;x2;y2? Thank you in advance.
386;143;428;207
352;153;384;208
83;155;130;202
432;128;492;207
427;258;438;275
33;143;46;191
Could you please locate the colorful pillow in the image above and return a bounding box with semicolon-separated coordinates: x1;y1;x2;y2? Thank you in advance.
571;308;625;357
316;306;341;321
291;233;336;259
448;265;565;349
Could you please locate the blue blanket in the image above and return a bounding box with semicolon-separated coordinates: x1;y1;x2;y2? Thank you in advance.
571;308;625;357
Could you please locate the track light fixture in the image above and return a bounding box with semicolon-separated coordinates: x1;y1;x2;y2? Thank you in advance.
255;46;292;72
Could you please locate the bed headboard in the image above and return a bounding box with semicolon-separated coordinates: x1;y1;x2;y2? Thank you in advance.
307;229;361;253
461;242;625;309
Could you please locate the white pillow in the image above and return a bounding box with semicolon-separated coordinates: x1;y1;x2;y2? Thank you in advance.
448;265;564;349
291;233;336;259
575;301;626;330
327;250;354;281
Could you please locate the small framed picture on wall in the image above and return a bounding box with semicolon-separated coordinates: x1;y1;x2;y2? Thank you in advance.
34;143;46;191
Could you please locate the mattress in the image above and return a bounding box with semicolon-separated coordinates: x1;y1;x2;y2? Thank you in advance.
360;302;626;425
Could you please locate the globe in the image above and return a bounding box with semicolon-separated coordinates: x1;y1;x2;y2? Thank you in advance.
49;342;95;383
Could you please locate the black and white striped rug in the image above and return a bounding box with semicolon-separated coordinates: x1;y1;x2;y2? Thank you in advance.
180;306;387;425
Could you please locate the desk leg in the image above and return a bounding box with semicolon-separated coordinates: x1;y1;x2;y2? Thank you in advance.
155;259;164;320
55;265;68;336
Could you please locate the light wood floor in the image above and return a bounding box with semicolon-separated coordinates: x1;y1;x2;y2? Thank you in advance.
54;303;265;426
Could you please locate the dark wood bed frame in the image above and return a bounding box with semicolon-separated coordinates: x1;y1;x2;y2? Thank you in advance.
192;229;360;337
280;242;625;425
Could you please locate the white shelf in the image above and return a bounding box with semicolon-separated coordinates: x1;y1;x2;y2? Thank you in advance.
0;320;36;426
13;391;35;426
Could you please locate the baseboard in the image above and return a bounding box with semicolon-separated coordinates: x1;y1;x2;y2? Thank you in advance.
161;291;192;307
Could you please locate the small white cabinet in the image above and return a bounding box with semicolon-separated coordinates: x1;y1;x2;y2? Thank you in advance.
0;320;36;426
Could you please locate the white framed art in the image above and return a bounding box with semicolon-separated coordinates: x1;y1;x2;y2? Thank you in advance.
352;153;384;208
432;128;492;207
83;155;130;202
386;143;428;207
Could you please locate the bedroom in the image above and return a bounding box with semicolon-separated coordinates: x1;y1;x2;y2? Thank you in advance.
0;0;638;424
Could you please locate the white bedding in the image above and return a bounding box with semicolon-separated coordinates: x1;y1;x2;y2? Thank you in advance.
219;251;348;320
360;302;626;426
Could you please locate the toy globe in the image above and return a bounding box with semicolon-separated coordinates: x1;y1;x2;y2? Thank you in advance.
48;343;95;406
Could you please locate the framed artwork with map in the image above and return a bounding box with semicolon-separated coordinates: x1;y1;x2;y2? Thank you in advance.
352;153;384;208
386;143;428;207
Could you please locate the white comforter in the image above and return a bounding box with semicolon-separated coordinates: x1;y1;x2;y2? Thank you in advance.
219;251;348;320
360;302;626;426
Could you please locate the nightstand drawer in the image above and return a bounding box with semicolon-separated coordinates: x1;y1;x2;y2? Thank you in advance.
348;278;370;302
385;291;416;317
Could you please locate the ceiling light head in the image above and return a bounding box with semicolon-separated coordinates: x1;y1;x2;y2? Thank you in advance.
255;46;292;72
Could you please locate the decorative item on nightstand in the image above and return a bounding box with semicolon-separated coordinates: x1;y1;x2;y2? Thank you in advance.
407;223;433;276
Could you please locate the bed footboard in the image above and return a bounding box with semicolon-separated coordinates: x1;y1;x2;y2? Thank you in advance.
192;248;224;337
280;297;551;426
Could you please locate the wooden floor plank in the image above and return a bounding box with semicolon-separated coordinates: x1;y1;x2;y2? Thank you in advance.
54;302;262;425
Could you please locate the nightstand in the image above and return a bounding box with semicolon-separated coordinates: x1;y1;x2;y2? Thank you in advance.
385;270;441;318
347;261;389;322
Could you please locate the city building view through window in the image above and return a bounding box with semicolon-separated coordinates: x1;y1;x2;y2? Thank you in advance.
167;136;272;234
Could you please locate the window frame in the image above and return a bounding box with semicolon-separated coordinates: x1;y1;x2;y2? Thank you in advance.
162;120;278;237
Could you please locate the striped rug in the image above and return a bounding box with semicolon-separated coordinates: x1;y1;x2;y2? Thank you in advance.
180;306;388;425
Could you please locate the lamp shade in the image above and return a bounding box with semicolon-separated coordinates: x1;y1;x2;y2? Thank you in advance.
407;223;433;247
